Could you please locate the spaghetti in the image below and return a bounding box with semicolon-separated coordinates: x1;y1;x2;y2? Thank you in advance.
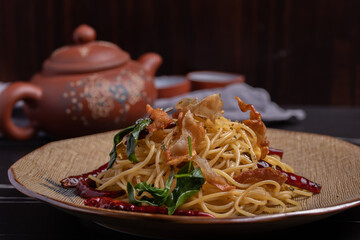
82;94;320;217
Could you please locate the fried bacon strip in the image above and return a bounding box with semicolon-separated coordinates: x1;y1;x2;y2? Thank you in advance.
235;97;269;159
165;111;205;165
233;167;287;186
146;105;174;133
165;95;224;165
173;94;224;122
193;156;234;191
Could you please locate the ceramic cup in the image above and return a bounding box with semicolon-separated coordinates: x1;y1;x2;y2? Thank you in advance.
187;71;245;91
155;75;190;99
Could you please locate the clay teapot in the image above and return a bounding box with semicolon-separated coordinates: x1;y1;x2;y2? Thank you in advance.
0;24;162;140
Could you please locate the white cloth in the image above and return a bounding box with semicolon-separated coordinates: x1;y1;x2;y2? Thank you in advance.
155;83;306;122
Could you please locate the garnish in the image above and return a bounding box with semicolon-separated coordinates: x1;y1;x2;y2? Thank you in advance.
127;167;175;206
166;161;205;215
127;118;153;163
188;136;192;158
127;163;205;215
107;118;153;169
175;136;193;178
107;125;135;169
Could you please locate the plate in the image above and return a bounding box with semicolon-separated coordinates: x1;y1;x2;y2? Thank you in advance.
8;129;360;239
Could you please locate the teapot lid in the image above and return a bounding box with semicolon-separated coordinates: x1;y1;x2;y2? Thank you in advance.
43;24;130;74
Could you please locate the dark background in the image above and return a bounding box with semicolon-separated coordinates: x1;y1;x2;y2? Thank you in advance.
0;0;359;106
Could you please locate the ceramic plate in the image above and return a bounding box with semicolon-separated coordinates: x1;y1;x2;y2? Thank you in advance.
8;129;360;239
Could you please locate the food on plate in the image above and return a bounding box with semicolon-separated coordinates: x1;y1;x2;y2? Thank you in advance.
61;94;321;218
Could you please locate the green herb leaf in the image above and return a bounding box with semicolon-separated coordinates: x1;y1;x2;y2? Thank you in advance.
166;161;205;215
136;167;175;199
107;125;136;169
108;118;153;169
126;162;205;215
127;118;153;163
127;167;175;206
127;181;161;206
127;181;142;206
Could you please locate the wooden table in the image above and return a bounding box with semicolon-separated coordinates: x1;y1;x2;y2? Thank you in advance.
1;106;359;240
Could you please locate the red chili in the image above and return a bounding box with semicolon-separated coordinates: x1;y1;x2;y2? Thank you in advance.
84;197;214;218
257;160;322;194
76;178;125;198
268;147;284;158
60;162;109;188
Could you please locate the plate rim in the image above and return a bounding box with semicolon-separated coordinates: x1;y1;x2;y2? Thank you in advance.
8;162;360;225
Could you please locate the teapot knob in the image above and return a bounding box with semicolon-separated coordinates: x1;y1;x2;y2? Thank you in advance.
73;24;96;44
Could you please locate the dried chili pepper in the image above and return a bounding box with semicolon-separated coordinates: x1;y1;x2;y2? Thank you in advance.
257;160;322;193
84;197;214;217
60;162;109;188
76;178;125;198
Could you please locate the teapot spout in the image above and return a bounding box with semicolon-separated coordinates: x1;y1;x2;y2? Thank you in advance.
138;53;162;77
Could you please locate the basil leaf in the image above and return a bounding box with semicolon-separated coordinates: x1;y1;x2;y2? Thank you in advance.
107;125;136;169
166;161;205;215
108;117;153;168
136;167;174;199
127;167;175;206
127;118;153;163
127;181;163;206
127;134;138;163
167;189;199;215
127;181;144;206
126;162;205;215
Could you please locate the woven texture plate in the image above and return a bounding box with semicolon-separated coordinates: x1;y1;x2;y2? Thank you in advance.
8;129;360;238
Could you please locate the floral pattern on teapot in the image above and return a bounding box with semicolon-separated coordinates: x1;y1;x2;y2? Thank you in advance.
62;69;150;127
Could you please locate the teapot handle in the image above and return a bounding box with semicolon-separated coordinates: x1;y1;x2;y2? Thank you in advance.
0;82;42;140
